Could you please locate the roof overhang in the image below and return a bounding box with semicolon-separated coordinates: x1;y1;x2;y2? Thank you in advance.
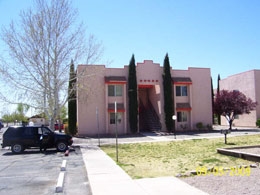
138;85;153;89
105;76;127;84
172;77;192;85
176;103;192;111
107;103;125;112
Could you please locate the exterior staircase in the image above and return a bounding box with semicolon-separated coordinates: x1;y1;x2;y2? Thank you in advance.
139;99;161;132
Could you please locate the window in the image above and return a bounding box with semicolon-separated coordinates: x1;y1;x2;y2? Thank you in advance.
24;127;35;135
176;86;188;96
5;127;23;137
42;127;51;134
177;112;187;122
108;85;123;96
110;113;122;124
38;127;51;135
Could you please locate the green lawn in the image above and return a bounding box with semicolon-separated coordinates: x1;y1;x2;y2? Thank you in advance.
101;134;260;179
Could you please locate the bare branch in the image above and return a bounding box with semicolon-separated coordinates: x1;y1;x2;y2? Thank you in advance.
0;0;103;126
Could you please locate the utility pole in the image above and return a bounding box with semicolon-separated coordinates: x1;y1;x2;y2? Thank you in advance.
115;101;118;162
96;107;100;146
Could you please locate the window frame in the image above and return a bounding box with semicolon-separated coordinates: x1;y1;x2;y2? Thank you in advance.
109;112;122;124
177;111;188;122
108;85;123;97
176;86;188;96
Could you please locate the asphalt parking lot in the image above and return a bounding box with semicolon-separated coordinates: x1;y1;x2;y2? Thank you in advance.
0;135;91;195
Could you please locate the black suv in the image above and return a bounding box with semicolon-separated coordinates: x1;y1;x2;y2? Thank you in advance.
1;125;73;154
0;122;3;129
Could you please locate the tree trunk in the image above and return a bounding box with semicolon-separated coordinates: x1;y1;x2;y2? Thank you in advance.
229;120;233;130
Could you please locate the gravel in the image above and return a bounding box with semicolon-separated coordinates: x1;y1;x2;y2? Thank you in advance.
181;164;260;195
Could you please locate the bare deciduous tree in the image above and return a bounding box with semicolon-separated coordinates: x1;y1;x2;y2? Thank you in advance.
0;0;103;128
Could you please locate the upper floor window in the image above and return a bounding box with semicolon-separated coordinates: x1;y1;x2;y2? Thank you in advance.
176;86;188;96
108;85;123;96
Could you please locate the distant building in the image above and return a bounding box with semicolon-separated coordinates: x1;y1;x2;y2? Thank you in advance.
29;114;47;126
220;69;260;127
77;60;212;136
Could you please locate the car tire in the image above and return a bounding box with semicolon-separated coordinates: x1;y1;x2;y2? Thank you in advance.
11;143;24;154
56;141;68;152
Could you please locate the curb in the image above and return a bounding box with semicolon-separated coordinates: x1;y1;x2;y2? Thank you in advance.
56;172;65;193
55;160;67;193
61;160;67;171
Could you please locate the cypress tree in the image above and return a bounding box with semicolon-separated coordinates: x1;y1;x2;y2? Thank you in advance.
162;53;174;132
128;54;138;133
217;74;220;94
211;77;214;124
68;59;77;135
217;74;221;125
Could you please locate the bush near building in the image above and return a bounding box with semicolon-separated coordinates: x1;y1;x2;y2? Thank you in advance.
256;119;260;128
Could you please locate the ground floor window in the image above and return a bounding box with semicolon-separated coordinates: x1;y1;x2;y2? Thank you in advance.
177;111;187;122
110;112;123;124
234;115;239;119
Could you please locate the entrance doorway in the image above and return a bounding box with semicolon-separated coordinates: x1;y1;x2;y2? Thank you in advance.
138;86;161;132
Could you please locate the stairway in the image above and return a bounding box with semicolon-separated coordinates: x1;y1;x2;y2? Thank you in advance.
139;99;161;132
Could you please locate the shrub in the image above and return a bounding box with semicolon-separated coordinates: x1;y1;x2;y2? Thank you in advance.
256;119;260;128
196;122;204;130
206;124;213;130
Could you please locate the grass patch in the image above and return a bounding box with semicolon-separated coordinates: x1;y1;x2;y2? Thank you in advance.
101;134;260;179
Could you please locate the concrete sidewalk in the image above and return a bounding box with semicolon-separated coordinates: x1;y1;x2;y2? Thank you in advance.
81;145;208;195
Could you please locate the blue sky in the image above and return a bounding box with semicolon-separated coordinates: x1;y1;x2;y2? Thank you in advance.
76;0;260;87
0;0;259;89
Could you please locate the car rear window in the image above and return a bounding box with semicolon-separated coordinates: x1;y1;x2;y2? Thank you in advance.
4;127;24;137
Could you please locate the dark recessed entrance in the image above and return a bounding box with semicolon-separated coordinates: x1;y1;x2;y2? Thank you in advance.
138;85;161;132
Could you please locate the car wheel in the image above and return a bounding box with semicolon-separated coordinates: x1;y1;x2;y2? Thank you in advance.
11;143;24;154
56;141;68;152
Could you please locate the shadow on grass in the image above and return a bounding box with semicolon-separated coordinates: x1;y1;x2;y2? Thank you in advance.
225;143;236;145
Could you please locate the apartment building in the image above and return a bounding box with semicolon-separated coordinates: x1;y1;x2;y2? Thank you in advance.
220;69;260;127
77;60;212;136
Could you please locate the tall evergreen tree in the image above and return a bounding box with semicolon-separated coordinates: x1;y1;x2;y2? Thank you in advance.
211;77;214;124
68;59;77;135
128;54;138;133
217;74;221;125
162;53;174;132
217;74;221;94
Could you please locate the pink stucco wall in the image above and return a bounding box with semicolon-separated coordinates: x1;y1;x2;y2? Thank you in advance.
77;60;212;136
220;70;260;127
172;68;212;129
189;68;212;128
77;65;107;135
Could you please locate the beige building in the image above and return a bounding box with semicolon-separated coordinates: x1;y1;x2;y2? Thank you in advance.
220;69;260;127
77;60;212;136
29;114;48;126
